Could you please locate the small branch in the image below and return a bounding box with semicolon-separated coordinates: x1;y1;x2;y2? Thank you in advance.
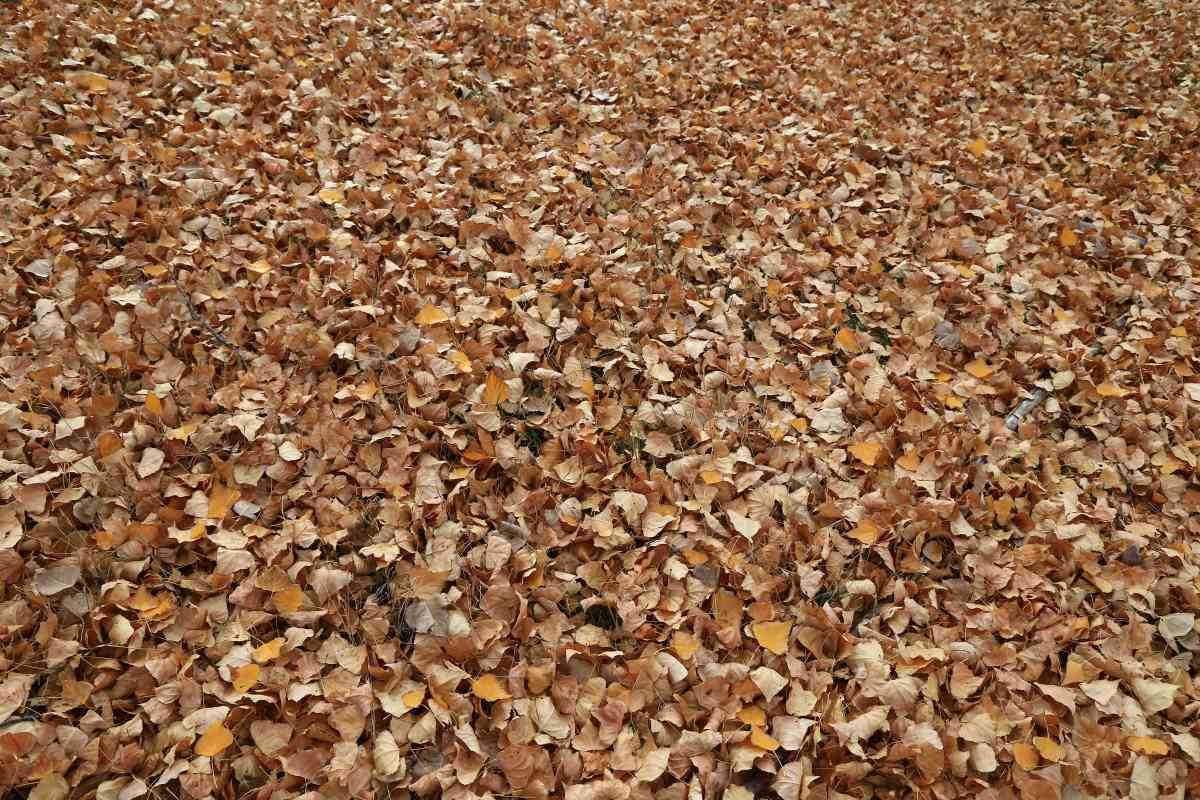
179;288;247;370
1004;311;1131;432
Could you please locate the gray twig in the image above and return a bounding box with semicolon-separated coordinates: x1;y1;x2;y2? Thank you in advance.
179;288;247;370
1004;311;1131;432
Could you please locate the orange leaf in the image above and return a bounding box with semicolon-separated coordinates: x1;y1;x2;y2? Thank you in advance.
672;632;701;660
896;451;920;471
232;664;260;693
482;371;510;405
834;327;861;353
751;621;791;655
848;517;881;545
1059;227;1079;247
127;586;159;611
448;350;472;373
273;584;303;614
145;393;163;417
1096;382;1125;397
207;481;240;520
992;496;1014;525
414;303;449;325
472;674;511;702
848;441;882;466
1126;736;1168;756
699;469;723;485
1012;742;1039;769
252;638;285;664
195;720;234;757
750;726;780;752
1033;737;1065;763
965;359;995;379
402;688;427;708
967;138;988;156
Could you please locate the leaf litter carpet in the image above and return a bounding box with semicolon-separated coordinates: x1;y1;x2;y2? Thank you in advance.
0;0;1198;799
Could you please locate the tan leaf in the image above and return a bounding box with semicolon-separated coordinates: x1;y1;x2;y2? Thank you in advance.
250;720;292;756
207;481;240;519
317;187;345;205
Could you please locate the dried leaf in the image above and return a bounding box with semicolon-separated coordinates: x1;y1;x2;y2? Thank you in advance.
195;720;234;757
472;674;511;702
751;620;791;655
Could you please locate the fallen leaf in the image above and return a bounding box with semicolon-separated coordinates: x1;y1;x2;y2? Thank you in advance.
965;359;995;379
482;371;510;405
252;638;285;663
1032;737;1065;763
415;303;450;325
232;663;260;692
1059;227;1079;247
273;584;303;614
848;517;881;545
750;726;780;751
1126;736;1169;756
848;440;882;466
967;138;988;156
1012;741;1040;770
751;620;791;655
472;674;511;702
672;631;701;660
195;720;235;757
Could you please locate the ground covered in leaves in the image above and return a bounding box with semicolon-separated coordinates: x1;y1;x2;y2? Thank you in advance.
1;0;1198;798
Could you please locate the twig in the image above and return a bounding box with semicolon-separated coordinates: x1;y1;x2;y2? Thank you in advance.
1004;310;1131;431
178;288;247;370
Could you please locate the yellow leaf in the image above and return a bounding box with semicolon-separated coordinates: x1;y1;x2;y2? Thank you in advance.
766;279;783;297
1033;737;1065;763
1096;382;1125;397
967;138;988;156
317;187;345;205
848;441;882;466
681;548;708;566
699;469;724;485
790;418;808;433
672;632;701;660
232;663;260;693
834;327;861;353
750;726;780;752
1126;736;1169;756
145;393;163;417
167;422;200;443
482;371;510;405
207;481;240;519
83;73;110;94
1012;742;1039;769
751;621;792;655
252;638;285;664
448;350;472;373
896;451;920;471
848;517;881;545
965;359;995;379
1060;227;1079;247
414;303;450;326
943;395;965;409
273;584;303;614
195;720;234;757
402;688;426;708
472;674;511;702
247;259;272;275
737;706;766;727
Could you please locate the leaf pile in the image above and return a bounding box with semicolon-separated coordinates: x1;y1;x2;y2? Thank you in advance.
1;0;1198;798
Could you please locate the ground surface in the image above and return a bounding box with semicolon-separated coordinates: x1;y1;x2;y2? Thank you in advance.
1;0;1198;798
